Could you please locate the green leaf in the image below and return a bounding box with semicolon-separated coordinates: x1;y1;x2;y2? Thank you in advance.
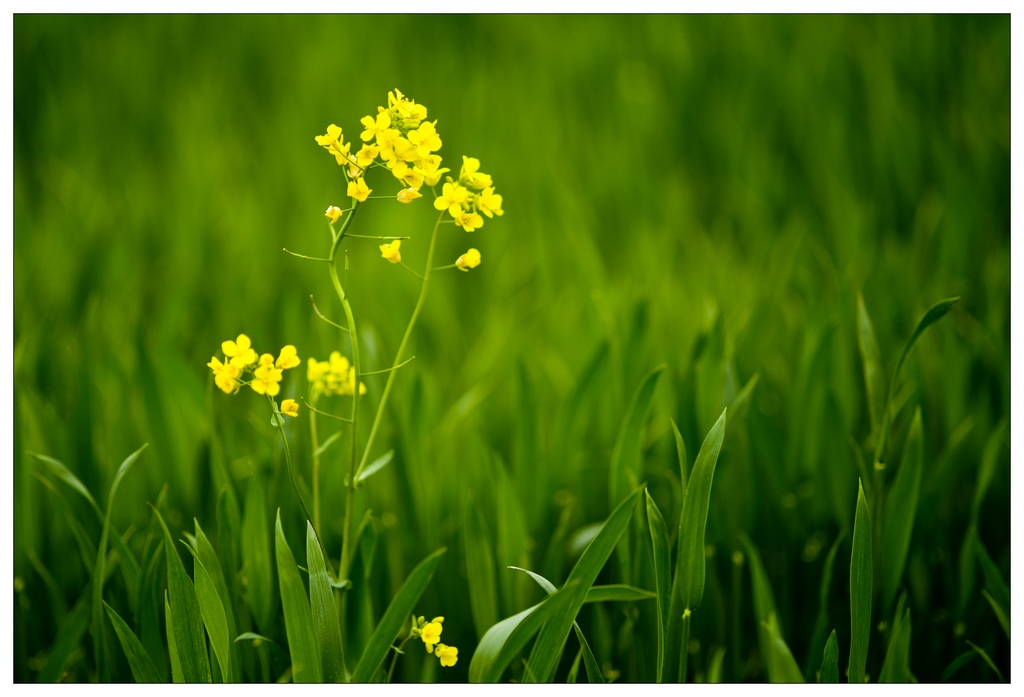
878;607;912;683
566;646;583;684
670;418;689;500
193;519;239;681
645;490;671;682
234;631;279;646
881;408;923;613
507;566;604;684
973;533;1010;638
274;510;322;683
242;477;274;633
804;532;844;679
724;372;759;441
165;592;183;683
312;429;343;459
819;630;839;683
971;418;1008;523
522;485;645;683
939;650;976;682
152;505;211;683
104;601;162;683
849;479;872;684
28;451;102;515
464;497;499;640
982;590;1010;640
346;449;393;488
665;409;726;683
584;584;657;603
92;443;149;682
36;583;92;682
305;521;345;683
763;613;804;683
739;534;782;681
608;365;664;511
856;293;886;437
351;547;447;683
468;582;577;683
966;641;1004;683
182;543;232;682
707;646;726;684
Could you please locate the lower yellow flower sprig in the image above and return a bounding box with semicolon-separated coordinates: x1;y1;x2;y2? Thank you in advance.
207;334;301;397
387;613;458;681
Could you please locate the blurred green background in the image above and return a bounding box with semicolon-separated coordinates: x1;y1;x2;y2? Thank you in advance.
14;15;1009;682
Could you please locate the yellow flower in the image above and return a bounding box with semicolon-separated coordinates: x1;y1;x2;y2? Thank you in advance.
347;177;371;202
420;619;443;653
222;334;257;369
281;399;299;418
315;124;342;148
408;120;442;158
434;182;469;217
258;353;275;368
477;187;504;218
250;363;283;396
436;644;458;667
308;357;330;383
397;188;422;204
207;356;241;394
360;110;391;142
454;209;485;232
455;248;481;271
460;156;493;190
375;128;402;161
325;206;344;224
276;345;301;370
355;144;379;168
329;351;350;375
379;240;402;264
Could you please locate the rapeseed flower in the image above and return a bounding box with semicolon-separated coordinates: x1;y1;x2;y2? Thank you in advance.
347;177;371;202
207;357;241;394
325;206;344;224
397;188;422;204
434;182;469;217
453;209;485;232
477;187;504;218
222;334;257;369
380;240;402;264
276;345;301;370
308;350;367;399
208;337;300;399
455;248;481;271
281;399;299;418
435;644;458;668
251;363;284;396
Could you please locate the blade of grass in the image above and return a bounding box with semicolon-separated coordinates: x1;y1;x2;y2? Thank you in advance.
584;585;657;603
104;601;161;683
666;409;726;683
878;607;912;683
181;542;232;682
165;591;183;683
972;533;1010;637
305;521;345;683
849;479;872;684
966;641;1003;682
762;613;804;683
194;519;239;681
881;408;923;613
35;583;92;682
707;646;726;683
242;476;275;633
856;294;886;438
465;497;499;640
819;629;839;683
645;490;671;682
351;547;447;683
804;531;844;679
609;366;664;511
939;650;976;682
274;510;322;683
522;484;645;683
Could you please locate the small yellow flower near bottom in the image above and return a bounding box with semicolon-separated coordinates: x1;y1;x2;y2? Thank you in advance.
380;240;402;264
325;206;344;224
455;248;481;271
435;644;458;667
281;399;299;417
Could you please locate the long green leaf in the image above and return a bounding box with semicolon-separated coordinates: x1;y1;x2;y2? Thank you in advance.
849;479;872;684
152;505;211;683
819;629;839;683
36;583;92;682
665;409;726;683
645;490;671;682
939;650;976;682
274;510;321;683
881;408;923;613
306;521;345;683
804;531;844;679
28;451;102;515
671;418;689;500
465;497;499;640
982;590;1010;639
739;534;782;681
878;607;912;683
194;519;239;681
973;533;1010;637
763;613;804;683
242;477;274;633
182;543;231;682
165;592;183;683
971;419;1008;522
856;294;886;437
608;366;664;510
966;641;1004;682
523;485;645;683
351;547;447;683
584;584;657;603
468;583;577;683
104;601;161;683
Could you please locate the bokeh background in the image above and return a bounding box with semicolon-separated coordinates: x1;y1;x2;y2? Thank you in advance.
14;15;1010;682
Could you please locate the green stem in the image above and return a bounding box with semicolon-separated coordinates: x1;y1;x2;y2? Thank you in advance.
680;611;691;683
353;211;445;483
385;635;414;683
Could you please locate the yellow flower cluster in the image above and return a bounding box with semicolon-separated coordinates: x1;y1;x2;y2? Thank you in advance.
207;334;301;398
409;615;458;668
307;351;367;400
433;157;504;232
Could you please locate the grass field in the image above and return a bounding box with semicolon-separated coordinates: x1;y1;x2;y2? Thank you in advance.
12;14;1010;683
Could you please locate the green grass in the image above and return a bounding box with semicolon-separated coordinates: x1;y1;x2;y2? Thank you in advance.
14;15;1009;683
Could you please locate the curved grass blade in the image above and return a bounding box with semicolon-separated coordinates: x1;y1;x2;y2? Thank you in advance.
966;640;1004;682
763;613;804;683
982;590;1010;640
152;505;211;683
881;408;923;613
819;629;839;683
645;490;671;682
508;566;604;684
971;418;1008;522
849;479;872;684
346;449;393;488
939;650;976;682
305;521;345;683
351;546;447;683
707;646;726;683
28;451;102;515
608;366;664;511
973;533;1010;638
739;534;783;681
465;497;499;640
104;601;161;683
165;591;183;683
36;584;91;682
181;543;231;682
724;372;759;441
856;294;886;437
671;418;689;499
522;485;645;683
242;476;274;633
804;531;844;678
468;583;577;683
666;409;726;683
584;585;657;603
274;510;322;683
878;607;912;683
566;646;583;684
194;519;239;681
